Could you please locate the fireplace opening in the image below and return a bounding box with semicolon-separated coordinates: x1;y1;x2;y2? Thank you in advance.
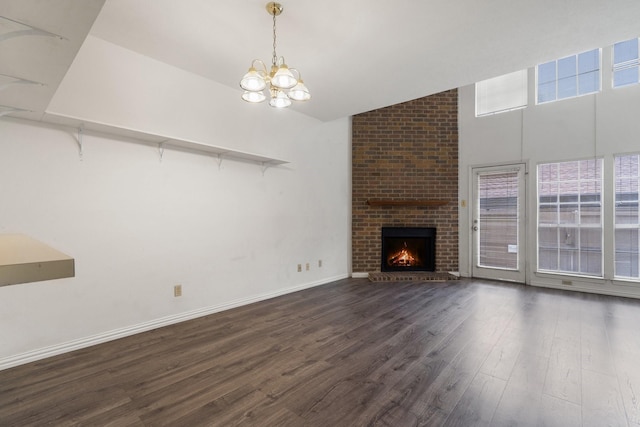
381;227;436;272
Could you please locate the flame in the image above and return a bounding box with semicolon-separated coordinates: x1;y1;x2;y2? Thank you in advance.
387;241;420;267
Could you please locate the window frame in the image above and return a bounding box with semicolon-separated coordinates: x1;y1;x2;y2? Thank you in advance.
614;153;640;280
537;158;604;278
612;38;640;88
536;48;602;105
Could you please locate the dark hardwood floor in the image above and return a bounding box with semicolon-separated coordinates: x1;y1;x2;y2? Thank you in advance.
2;278;640;426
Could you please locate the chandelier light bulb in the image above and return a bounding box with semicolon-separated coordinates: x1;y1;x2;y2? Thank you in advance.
288;79;311;101
242;90;266;103
240;66;266;91
271;64;297;89
269;89;292;108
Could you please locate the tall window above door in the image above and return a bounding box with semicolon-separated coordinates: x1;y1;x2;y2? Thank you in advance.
538;159;603;276
537;49;601;104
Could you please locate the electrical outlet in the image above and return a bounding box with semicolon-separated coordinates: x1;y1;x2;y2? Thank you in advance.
306;262;310;271
174;284;182;297
318;259;322;268
297;264;302;272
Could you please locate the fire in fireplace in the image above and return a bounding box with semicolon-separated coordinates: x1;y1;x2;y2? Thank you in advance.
381;227;436;272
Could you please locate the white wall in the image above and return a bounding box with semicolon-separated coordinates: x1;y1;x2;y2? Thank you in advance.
0;37;350;369
459;45;640;298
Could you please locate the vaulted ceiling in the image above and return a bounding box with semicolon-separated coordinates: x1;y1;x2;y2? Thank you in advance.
2;0;640;123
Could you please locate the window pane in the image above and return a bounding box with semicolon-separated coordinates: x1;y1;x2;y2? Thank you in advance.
581;204;601;224
538;62;556;84
539;204;558;224
539;228;558;270
617;202;639;225
559;204;579;224
563;161;580;180
538;82;556;103
580;249;602;275
558;56;577;79
580;159;601;179
578;49;600;73
614;39;639;65
616;229;639;278
538;62;556;103
615;178;638;224
577;50;600;95
478;171;519;269
558;55;578;99
559;226;578;249
559;249;579;272
614;68;639;87
579;71;600;94
539;163;558;181
581;228;602;252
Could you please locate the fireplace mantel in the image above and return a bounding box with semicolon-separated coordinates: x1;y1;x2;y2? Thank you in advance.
366;199;448;207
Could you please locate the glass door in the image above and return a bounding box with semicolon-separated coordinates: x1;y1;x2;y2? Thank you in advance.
472;164;526;282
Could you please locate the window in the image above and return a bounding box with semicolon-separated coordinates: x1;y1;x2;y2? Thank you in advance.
613;38;639;88
477;170;520;269
537;49;600;104
538;159;603;276
615;154;640;278
476;70;528;116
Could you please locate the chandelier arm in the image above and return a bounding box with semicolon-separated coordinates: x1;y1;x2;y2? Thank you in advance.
251;59;268;74
289;68;301;80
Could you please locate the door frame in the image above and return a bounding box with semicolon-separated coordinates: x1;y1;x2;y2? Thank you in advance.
470;163;528;283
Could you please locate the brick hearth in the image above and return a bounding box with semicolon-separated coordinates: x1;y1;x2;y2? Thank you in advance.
352;89;459;274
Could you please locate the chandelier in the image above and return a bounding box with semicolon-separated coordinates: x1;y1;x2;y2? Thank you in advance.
240;2;310;108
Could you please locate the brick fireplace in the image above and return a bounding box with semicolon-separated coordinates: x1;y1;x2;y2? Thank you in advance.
352;89;459;274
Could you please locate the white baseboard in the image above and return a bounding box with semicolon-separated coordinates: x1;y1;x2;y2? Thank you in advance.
0;274;348;371
351;272;369;278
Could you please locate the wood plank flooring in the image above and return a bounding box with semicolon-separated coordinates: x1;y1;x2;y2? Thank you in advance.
2;278;640;426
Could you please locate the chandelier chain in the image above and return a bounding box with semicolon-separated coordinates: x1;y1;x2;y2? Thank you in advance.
272;10;277;67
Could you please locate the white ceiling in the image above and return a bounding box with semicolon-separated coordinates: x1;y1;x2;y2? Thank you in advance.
2;0;640;122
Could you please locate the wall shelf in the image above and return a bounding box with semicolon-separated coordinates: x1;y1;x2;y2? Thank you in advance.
0;234;74;287
40;112;289;168
366;199;449;207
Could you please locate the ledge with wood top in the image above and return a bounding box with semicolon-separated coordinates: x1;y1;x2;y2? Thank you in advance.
366;199;449;207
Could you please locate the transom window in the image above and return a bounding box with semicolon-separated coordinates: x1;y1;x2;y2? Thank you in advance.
613;38;640;88
475;70;528;117
537;49;601;104
538;159;603;276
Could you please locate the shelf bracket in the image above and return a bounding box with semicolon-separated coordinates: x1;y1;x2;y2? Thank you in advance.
157;140;168;162
0;16;67;42
76;125;84;160
0;105;32;117
0;73;45;91
216;154;224;170
260;162;271;176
